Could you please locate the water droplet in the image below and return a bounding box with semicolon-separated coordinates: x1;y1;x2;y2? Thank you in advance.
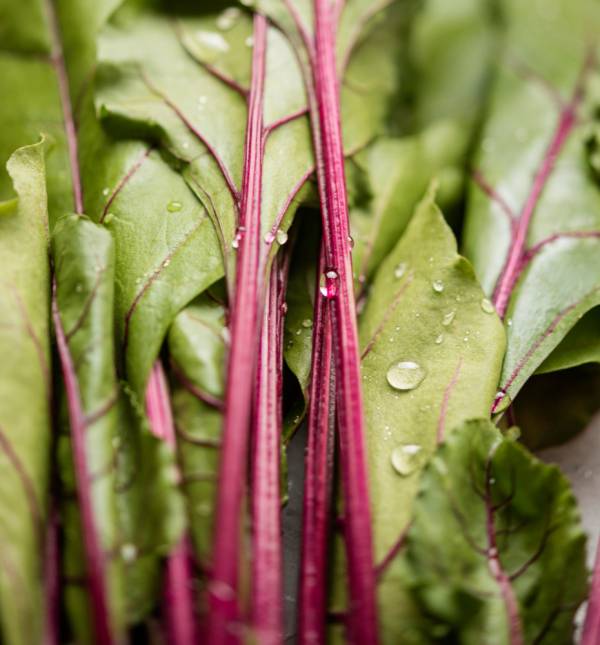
182;141;190;150
302;319;313;329
280;302;288;315
216;7;241;31
492;390;512;413
264;231;276;244
276;229;288;245
167;200;182;213
507;318;513;327
390;443;426;476
296;329;302;335
320;270;338;299
121;543;137;563
432;279;444;293
245;35;254;48
347;235;355;249
435;334;444;345
195;30;230;55
386;361;426;391
103;212;115;224
442;310;455;326
220;328;231;344
102;187;110;196
394;262;407;279
232;227;245;250
481;298;495;314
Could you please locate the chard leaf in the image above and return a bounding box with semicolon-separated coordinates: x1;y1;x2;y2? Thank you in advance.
405;419;587;645
95;0;313;281
350;186;506;641
351;121;471;288
463;0;600;408
51;215;125;640
0;141;50;645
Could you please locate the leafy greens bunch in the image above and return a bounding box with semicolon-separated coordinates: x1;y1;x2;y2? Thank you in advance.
0;0;599;644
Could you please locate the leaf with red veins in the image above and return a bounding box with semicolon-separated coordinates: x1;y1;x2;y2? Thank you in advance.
406;419;587;645
0;142;51;645
51;215;126;642
463;0;600;407
352;188;505;642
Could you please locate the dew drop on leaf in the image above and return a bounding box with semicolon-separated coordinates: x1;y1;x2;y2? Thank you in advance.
442;310;455;326
435;334;444;345
216;7;241;31
195;30;230;55
432;279;444;293
167;200;182;213
386;361;426;391
394;262;407;279
390;443;426;476
121;543;138;563
276;229;288;245
302;319;313;328
480;298;495;314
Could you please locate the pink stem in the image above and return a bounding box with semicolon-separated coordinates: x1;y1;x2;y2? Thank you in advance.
145;362;199;645
298;244;336;645
52;283;114;644
206;15;268;645
492;52;595;318
250;261;286;645
43;507;60;645
309;1;378;641
582;537;600;645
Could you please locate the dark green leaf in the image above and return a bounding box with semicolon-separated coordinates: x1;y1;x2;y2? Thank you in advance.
406;419;587;645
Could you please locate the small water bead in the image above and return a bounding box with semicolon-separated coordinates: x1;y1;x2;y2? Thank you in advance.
435;334;444;345
390;443;426;476
302;319;313;329
210;581;236;602
121;543;138;563
195;30;230;54
480;298;495;314
216;7;241;30
276;229;288;245
295;329;302;336
245;35;254;48
103;212;115;224
231;226;245;249
386;361;426;391
264;231;276;244
347;235;355;249
442;310;456;327
220;327;231;344
280;302;288;315
492;390;512;413
507;318;513;327
394;262;407;279
432;279;445;293
102;187;110;196
320;270;339;299
167;200;183;213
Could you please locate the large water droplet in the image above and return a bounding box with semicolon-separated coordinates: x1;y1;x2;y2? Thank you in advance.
432;279;444;293
442;310;456;327
394;262;407;279
216;7;241;31
480;298;495;314
390;443;426;476
386;361;426;391
167;200;182;213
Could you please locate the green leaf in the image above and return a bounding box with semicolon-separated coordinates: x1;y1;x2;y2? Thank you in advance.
411;0;500;129
351;186;506;641
350;121;471;288
51;215;126;640
95;0;313;282
0;140;51;645
405;419;588;645
463;0;600;407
